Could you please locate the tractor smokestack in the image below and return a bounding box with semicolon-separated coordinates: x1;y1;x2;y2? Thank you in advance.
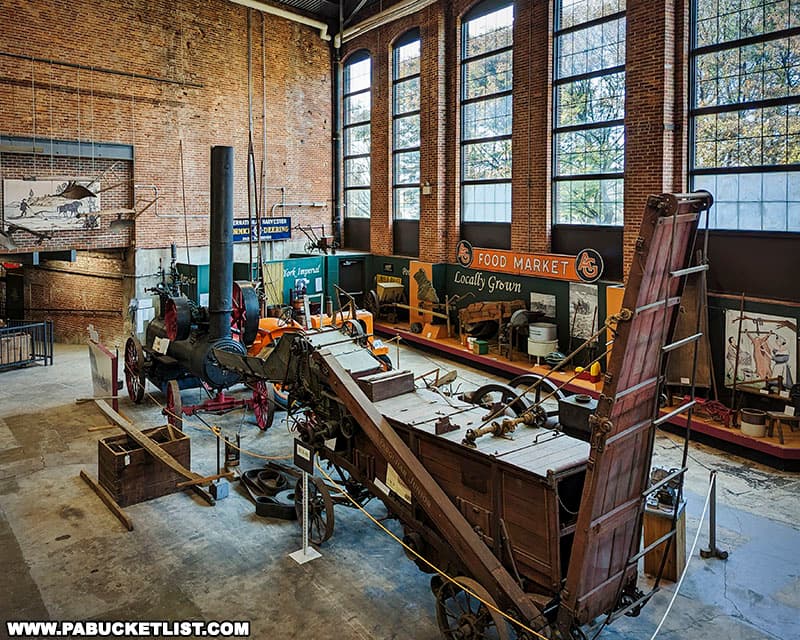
209;145;235;342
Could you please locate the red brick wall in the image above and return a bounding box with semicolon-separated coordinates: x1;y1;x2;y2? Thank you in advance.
0;0;332;250
24;250;129;345
0;0;331;338
342;0;692;279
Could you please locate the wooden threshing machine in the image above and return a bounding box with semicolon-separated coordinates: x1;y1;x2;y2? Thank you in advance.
216;192;712;639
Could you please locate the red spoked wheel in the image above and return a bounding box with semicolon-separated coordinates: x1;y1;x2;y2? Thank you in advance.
164;380;183;430
164;297;191;341
124;336;146;403
231;281;260;346
250;380;275;431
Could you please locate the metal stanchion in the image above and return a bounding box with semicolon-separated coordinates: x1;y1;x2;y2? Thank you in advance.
290;441;322;565
700;470;729;560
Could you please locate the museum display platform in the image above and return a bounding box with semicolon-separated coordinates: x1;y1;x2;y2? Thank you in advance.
375;321;800;468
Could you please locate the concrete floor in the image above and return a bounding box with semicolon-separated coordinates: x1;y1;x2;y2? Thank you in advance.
0;343;798;639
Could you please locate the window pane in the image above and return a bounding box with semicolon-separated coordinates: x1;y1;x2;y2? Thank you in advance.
394;187;420;219
345;57;370;93
463;50;513;100
554;178;623;224
462;140;512;180
557;72;625;126
394;115;420;149
394;151;420;185
345;189;370;218
345;124;370;156
691;171;800;230
462;94;512;140
345;92;370;125
464;5;514;59
394;77;420;114
345;157;370;187
695;0;795;48
395;39;421;78
555;126;625;175
557;17;625;78
462;183;511;222
694;36;800;108
558;0;624;30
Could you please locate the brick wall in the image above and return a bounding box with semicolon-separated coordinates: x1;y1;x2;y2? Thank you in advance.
0;0;332;335
24;250;129;345
342;0;691;279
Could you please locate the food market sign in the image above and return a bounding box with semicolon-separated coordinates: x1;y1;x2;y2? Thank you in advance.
455;240;603;283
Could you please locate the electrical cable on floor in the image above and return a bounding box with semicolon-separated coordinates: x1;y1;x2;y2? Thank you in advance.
648;474;715;640
314;462;551;640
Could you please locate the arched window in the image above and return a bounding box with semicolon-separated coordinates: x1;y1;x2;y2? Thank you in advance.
392;29;422;220
460;1;514;223
343;51;372;219
690;0;800;231
553;0;626;225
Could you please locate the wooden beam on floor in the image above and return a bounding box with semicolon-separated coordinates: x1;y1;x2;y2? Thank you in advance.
79;469;134;531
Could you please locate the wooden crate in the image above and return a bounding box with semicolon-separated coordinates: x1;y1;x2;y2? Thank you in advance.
357;370;415;402
643;501;686;582
98;426;190;507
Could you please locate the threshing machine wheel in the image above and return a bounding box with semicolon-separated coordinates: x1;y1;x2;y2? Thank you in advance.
294;475;335;545
365;289;381;317
469;383;530;417
249;380;275;431
231;281;260;346
435;577;511;640
164;380;183;430
124;335;146;404
508;373;566;419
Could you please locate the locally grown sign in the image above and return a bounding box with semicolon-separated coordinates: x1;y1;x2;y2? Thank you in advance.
455;240;603;283
233;216;291;242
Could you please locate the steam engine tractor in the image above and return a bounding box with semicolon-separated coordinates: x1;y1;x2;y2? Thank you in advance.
124;146;273;430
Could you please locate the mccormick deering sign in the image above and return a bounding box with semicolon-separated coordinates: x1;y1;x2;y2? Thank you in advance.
455;240;603;283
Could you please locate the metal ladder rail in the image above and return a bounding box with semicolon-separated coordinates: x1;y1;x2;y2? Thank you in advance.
604;193;713;625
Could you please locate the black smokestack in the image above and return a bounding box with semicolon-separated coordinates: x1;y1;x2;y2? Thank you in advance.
208;146;234;342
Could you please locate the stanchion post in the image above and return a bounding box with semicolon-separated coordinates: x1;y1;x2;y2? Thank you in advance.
290;440;322;564
700;470;729;560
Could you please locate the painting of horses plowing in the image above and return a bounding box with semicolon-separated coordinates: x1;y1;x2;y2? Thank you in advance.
3;178;100;231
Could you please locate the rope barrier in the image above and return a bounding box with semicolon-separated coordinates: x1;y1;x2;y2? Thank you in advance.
314;462;551;640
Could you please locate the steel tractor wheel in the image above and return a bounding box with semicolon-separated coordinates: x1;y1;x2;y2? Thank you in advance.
468;383;530;417
435;577;511;640
231;281;260;346
294;476;335;545
124;335;146;403
249;380;275;431
164;380;183;430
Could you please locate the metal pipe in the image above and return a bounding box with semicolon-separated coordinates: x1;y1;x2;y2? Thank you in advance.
0;50;203;88
228;0;331;40
336;0;437;45
331;29;343;248
270;201;326;217
208;146;235;342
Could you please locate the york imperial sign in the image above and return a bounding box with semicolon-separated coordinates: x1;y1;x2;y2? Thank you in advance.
455;240;603;283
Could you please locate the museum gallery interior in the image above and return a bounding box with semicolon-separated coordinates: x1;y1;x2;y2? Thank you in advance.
0;1;797;639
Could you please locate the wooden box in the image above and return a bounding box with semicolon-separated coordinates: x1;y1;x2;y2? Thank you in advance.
98;426;190;507
643;500;686;582
357;370;415;402
0;333;33;366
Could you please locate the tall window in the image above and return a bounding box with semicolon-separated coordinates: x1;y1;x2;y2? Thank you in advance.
344;52;372;219
691;0;800;231
393;31;422;220
553;0;626;225
460;1;514;223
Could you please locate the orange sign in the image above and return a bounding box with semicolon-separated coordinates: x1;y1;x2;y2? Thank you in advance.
455;241;603;283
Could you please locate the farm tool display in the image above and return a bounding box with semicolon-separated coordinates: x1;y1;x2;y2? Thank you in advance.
215;192;712;639
124;147;274;431
296;224;338;254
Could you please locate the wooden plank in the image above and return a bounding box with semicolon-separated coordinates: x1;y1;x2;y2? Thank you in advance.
176;471;234;488
95;400;201;483
79;469;134;531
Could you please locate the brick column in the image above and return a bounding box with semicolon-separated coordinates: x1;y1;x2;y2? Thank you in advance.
369;32;392;256
511;0;551;253
623;0;678;277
